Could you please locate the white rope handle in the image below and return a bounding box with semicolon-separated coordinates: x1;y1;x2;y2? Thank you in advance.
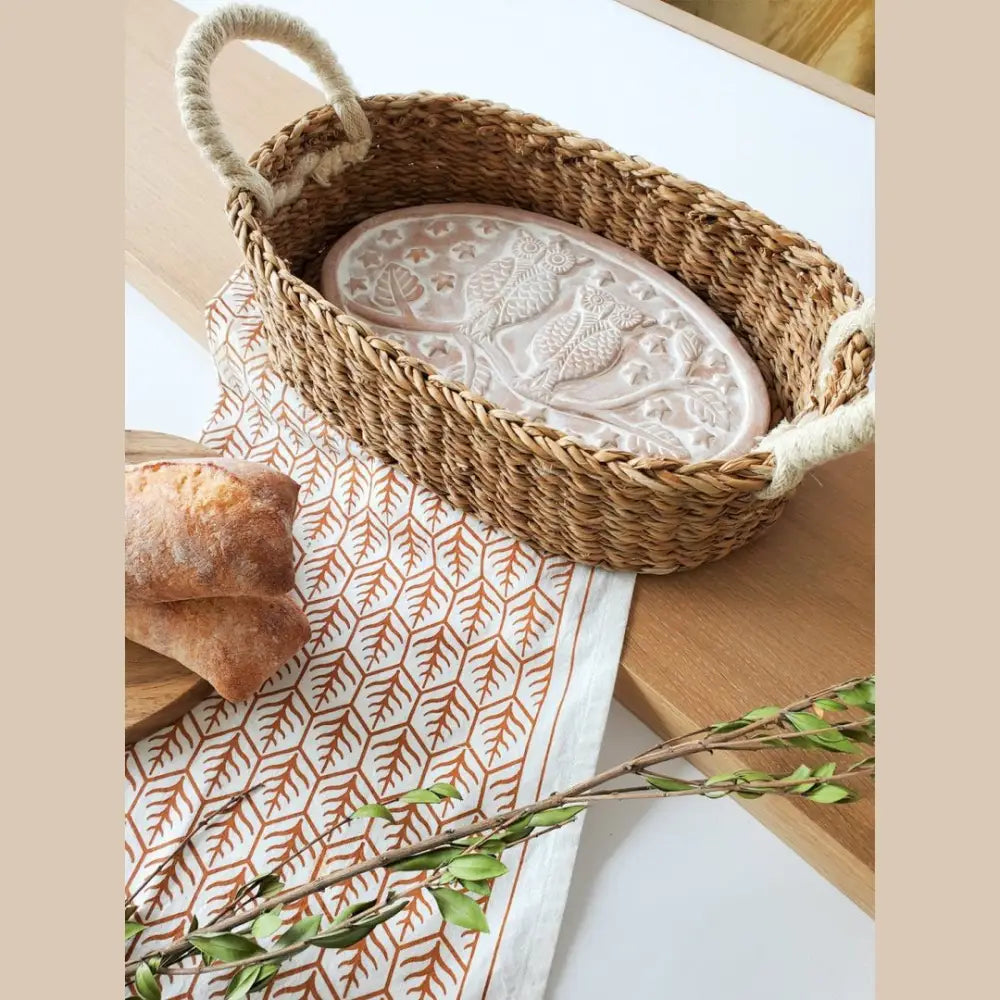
758;298;875;499
175;3;371;217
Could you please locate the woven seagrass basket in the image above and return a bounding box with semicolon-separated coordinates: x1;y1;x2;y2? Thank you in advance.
176;5;875;575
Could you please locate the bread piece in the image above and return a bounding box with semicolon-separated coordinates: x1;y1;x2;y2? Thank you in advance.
125;595;311;702
125;459;300;602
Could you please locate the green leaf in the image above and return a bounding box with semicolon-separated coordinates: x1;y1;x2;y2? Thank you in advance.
134;962;161;1000
313;923;375;949
743;706;783;720
314;899;409;949
249;964;280;993
225;966;261;1000
703;774;737;797
235;872;283;901
732;771;771;798
775;735;823;750
526;805;586;827
837;723;875;745
361;897;409;927
189;934;265;963
427;782;462;799
644;774;692;792
259;876;284;898
814;698;844;712
333;899;378;926
430;886;490;932
709;720;749;733
352;803;396;822
447;854;509;880
786;711;830;733
704;773;736;785
838;688;865;707
497;818;534;842
125;920;144;941
840;681;874;707
460;879;492;896
188;914;200;933
807;783;855;804
389;846;463;871
401;789;443;804
787;764;816;794
785;712;857;753
456;836;507;853
813;762;837;779
251;907;283;939
275;914;322;949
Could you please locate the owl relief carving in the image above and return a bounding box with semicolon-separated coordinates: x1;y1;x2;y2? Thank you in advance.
521;284;645;400
459;231;588;343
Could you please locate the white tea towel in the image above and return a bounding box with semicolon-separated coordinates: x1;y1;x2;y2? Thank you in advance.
124;269;636;999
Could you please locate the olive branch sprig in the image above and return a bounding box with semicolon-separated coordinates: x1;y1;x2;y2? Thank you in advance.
124;675;874;999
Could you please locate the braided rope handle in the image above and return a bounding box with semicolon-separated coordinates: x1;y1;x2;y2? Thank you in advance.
175;3;371;217
758;298;875;499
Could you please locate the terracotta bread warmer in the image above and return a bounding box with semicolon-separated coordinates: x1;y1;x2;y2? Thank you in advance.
176;4;875;574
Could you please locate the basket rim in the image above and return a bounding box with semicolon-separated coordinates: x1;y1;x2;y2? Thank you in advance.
227;91;868;496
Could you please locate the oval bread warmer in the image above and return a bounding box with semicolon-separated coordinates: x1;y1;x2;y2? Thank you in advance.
176;4;874;574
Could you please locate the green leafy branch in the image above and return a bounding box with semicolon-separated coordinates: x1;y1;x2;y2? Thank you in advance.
124;675;874;997
127;803;590;998
125;781;443;981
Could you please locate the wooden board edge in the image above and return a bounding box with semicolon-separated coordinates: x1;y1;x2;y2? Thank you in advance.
125;678;215;746
614;0;875;117
126;249;210;349
614;667;874;914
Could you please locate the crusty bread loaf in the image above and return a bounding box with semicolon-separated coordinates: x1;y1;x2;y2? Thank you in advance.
125;595;311;702
125;459;300;602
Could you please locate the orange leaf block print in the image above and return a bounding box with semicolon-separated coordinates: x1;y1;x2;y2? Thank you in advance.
124;269;635;999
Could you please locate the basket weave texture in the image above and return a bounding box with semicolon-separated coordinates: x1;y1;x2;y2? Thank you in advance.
180;9;873;574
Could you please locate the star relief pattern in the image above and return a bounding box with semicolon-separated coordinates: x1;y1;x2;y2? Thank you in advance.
124;270;605;1000
431;273;456;293
321;206;770;463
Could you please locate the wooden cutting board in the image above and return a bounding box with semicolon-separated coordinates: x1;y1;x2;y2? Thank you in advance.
125;429;215;745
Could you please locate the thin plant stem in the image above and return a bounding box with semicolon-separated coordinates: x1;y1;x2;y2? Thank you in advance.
567;766;874;802
126;783;263;909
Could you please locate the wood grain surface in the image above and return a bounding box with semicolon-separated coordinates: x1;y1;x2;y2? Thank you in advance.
125;430;215;745
666;0;874;92
126;0;874;911
618;0;874;115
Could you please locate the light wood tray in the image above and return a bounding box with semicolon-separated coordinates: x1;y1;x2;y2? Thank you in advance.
125;429;214;745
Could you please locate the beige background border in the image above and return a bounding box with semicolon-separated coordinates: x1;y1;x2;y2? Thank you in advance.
6;0;994;994
2;0;121;994
875;0;997;994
